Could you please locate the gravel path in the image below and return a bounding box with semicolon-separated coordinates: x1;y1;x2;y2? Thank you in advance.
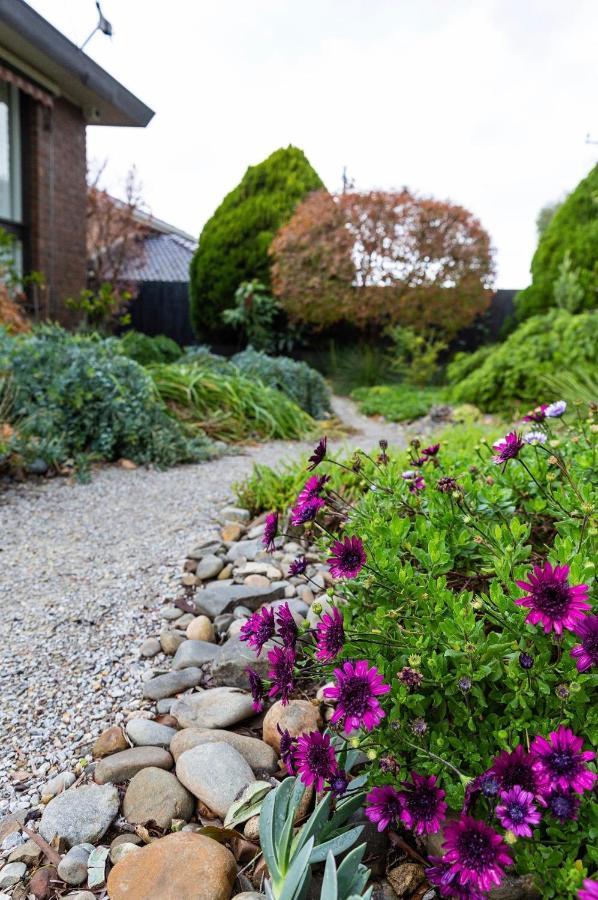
0;397;406;810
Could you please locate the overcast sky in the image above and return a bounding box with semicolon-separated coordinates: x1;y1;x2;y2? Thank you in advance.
28;0;598;288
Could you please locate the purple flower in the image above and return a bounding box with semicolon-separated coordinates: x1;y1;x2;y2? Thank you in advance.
239;607;275;656
515;561;590;635
546;787;580;823
522;404;548;423
442;815;513;893
579;879;598;900
545;400;567;418
288;556;308;577
402;469;417;480
295;730;338;792
315;607;345;662
492;431;524;466
531;725;596;794
275;602;298;650
408;476;426;493
426;856;486;899
262;511;278;552
399;667;423;691
490;744;549;801
437;476;459;494
328;535;366;579
518;652;534;670
327;770;350;796
267;646;296;705
324;659;390;733
397;772;447;835
297;474;330;506
523;430;547;445
571;615;598;672
246;667;265;713
495;785;541;837
462;773;501;815
423;443;440;457
307;436;327;471
365;784;401;832
290;495;325;526
277;724;297;774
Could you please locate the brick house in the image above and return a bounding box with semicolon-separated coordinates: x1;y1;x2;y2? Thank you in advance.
0;0;153;321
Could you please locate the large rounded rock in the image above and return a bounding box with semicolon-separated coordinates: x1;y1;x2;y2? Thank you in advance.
107;832;236;900
170;728;278;773
172;640;219;670
263;700;322;752
196;554;225;580
142;668;203;700
39;783;119;848
170;687;254;729
57;844;94;886
94;747;173;784
125;720;176;749
176;742;255;818
186;616;215;642
91;726;129;759
123;768;194;829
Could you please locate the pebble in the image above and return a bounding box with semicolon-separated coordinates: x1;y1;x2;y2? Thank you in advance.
63;893;96;900
142;667;203;700
39;783;119;848
41;770;76;798
7;840;42;865
263;700;322;751
94;746;173;784
170;687;254;729
0;862;26;888
123;767;194;829
219;506;251;524
161;607;183;621
92;726;129;759
29;865;58;899
187;540;223;560
185;616;215;642
57;843;94;886
159;630;186;655
171;640;219;670
195;582;286;618
225;539;264;563
195;554;225;580
211;635;273;688
125;720;176;749
110;841;141;865
170;728;278;772
220;523;243;542
243;574;270;588
176;742;255;817
139;637;161;658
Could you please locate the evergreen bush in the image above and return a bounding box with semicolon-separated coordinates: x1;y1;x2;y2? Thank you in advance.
232;347;332;419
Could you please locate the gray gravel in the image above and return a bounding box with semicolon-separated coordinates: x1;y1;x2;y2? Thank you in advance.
0;397;406;810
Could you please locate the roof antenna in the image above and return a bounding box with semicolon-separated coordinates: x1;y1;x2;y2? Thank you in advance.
80;1;113;50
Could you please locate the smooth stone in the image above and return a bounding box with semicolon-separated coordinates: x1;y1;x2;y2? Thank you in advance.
263;700;322;752
92;726;129;759
42;770;76;798
195;582;285;618
171;640;219;670
29;865;58;899
107;832;237;900
243;574;270;588
187;541;223;561
170;687;254;729
170;729;278;772
213;613;235;635
233;605;253;618
236;562;281;578
161;607;183;621
218;563;234;580
159;629;186;655
0;863;26;888
221;523;243;541
225;539;263;562
94;747;173;784
123;768;194;829
211;635;273;688
243;816;260;842
63;893;96;900
227;619;246;638
196;554;225;580
186;616;215;642
110;842;141;865
140;638;161;658
156;699;174;714
142;667;203;700
57;844;93;886
176;743;255;817
219;506;250;523
177;613;195;627
125;720;176;749
271;597;309;617
7;840;42;865
233;894;266;900
110;834;144;850
39;784;119;848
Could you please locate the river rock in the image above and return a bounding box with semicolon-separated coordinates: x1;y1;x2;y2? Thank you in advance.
170;687;254;729
233;893;266;900
263;700;322;751
186;616;215;642
0;862;26;888
187;540;223;561
219;506;251;524
243;574;270;588
159;629;186;655
170;728;278;772
94;747;173;784
172;640;219;670
57;844;94;886
123;768;194;829
221;523;243;542
111;842;141;865
195;553;225;580
161;606;183;621
92;726;129;759
176;743;255;817
42;770;76;798
125;719;176;748
195;582;285;618
107;832;236;900
210;634;273;688
140;637;161;658
225;539;264;562
142;667;203;700
39;783;119;848
387;863;425;897
63;894;97;900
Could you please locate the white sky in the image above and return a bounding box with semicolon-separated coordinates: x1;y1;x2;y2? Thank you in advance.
27;0;598;288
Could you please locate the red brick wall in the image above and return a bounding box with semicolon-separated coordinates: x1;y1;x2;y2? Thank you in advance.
23;94;87;323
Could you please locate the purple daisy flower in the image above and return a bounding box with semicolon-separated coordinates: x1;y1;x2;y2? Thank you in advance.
324;659;390;733
495;785;541;837
327;770;350;796
546;787;580;823
365;784;402;832
579;879;598;900
315;607;345;662
328;535;366;579
462;773;500;815
492;431;524;466
277;724;297;774
523;430;547;445
425;856;486;899
267;646;296;705
307;436;327;471
402;469;417;480
290;495;325;526
545;400;567;418
295;730;338;792
296;474;330;506
519;652;534;670
275;602;298;650
437;476;459;494
423;443;440;457
288;556;308;577
571;615;598;672
515;561;590;635
262;511;278;553
531;725;596;794
442;815;513;893
399;667;423;691
408;475;426;493
490;744;549;801
239;607;275;656
246;667;265;713
522;404;548;423
397;772;447;835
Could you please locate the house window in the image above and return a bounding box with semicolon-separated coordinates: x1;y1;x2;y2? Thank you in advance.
0;81;23;273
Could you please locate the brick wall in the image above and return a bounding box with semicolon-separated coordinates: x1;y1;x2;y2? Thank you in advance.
23;94;87;323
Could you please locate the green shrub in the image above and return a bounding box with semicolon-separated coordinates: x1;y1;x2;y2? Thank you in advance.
449;309;598;412
189;146;324;338
516;164;598;320
117;330;182;366
0;327;213;469
312;342;398;396
232;347;332;419
445;344;494;386
351;383;446;421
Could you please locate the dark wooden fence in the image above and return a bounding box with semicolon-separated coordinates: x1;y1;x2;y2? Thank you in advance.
126;282;195;346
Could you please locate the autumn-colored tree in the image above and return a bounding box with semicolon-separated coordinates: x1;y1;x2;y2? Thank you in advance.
270;189;494;338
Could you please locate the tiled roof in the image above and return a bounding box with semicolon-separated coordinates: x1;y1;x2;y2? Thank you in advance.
120;232;197;283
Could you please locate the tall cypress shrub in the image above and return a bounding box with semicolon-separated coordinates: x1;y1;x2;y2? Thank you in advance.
189;146;324;338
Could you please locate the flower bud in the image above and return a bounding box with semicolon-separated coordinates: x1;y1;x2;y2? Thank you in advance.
311;601;323;615
349;736;361;749
366;748;378;761
504;830;517;846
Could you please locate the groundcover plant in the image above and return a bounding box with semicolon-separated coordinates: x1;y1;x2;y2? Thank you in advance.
242;403;597;899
